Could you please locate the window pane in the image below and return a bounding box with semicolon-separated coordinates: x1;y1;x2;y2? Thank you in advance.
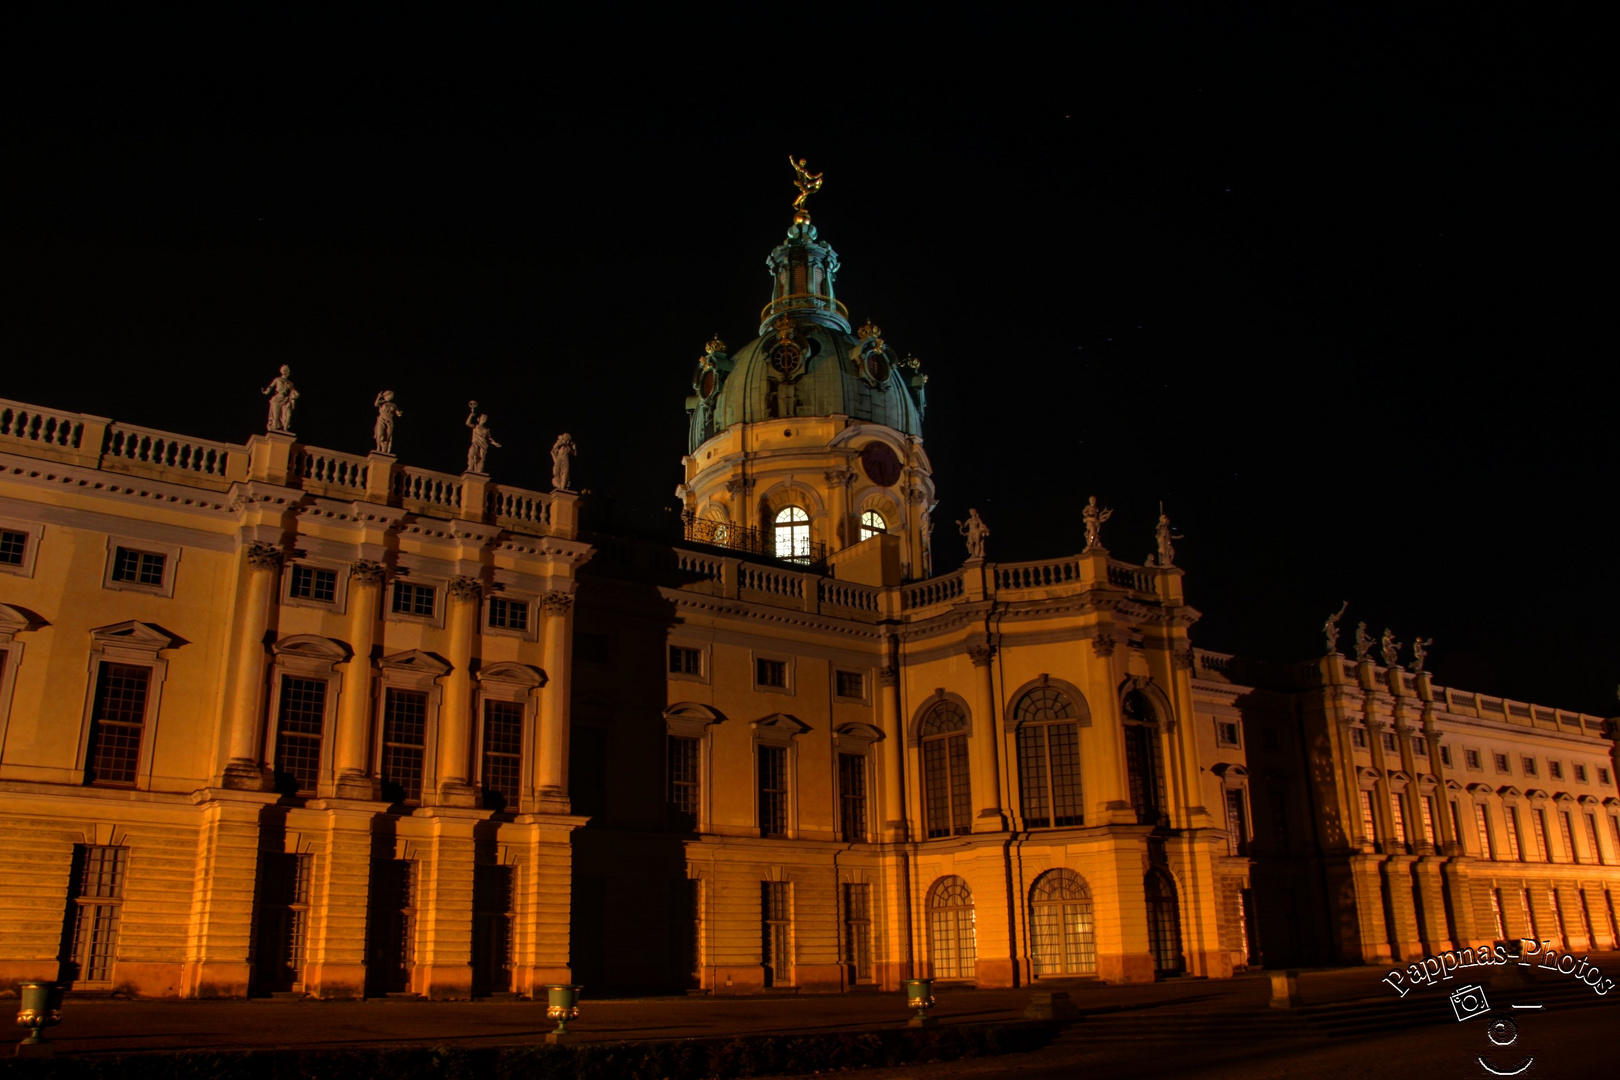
1047;723;1084;826
948;735;972;836
839;753;867;840
381;689;428;802
1018;726;1050;828
481;700;524;808
87;663;150;785
668;735;700;821
0;529;25;564
274;676;327;794
758;745;787;835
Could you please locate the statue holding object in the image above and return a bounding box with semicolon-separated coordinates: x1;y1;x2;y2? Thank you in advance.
1353;621;1374;663
373;390;403;454
262;365;299;433
551;433;578;491
1082;495;1113;550
1154;502;1184;566
1380;628;1402;668
1322;601;1349;654
466;402;501;474
1410;637;1433;674
957;508;989;560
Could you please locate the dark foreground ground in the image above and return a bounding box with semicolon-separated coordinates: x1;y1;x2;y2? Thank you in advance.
15;952;1620;1078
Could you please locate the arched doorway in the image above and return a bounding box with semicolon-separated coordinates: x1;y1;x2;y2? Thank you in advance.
927;876;977;980
1030;869;1096;977
1144;869;1184;976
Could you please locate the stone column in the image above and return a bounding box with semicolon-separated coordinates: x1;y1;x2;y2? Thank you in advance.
223;542;282;789
878;662;906;840
334;560;385;799
968;642;1005;831
536;590;574;808
825;469;852;551
437;576;483;807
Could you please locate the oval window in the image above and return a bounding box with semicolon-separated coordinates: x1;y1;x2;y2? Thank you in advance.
859;442;902;487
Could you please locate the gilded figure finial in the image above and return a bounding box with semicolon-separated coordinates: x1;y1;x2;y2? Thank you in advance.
788;155;824;224
705;333;726;356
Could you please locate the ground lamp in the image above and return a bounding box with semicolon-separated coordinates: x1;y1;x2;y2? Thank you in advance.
543;983;582;1041
902;977;936;1027
15;982;63;1055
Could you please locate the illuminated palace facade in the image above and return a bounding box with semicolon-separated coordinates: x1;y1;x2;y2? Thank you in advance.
1;198;1616;999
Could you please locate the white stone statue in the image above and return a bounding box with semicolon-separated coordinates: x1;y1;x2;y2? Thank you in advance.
465;402;501;474
957;508;989;559
372;390;403;454
1154;502;1183;566
1322;602;1348;654
551;433;577;491
1353;621;1374;662
1410;636;1433;674
1380;628;1402;668
1082;495;1113;550
261;365;299;432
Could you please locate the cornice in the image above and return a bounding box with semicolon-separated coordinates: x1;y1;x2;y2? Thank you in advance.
663;589;885;639
1;453;239;516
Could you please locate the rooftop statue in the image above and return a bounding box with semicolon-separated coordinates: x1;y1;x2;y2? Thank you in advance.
788;155;824;224
465;402;501;475
1380;628;1402;668
372;390;403;454
551;433;578;491
957;508;989;560
1411;636;1433;674
1323;601;1349;654
1154;502;1184;567
1082;495;1113;551
261;365;299;433
1354;621;1374;663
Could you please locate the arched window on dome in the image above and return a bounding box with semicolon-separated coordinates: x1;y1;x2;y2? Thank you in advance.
773;506;811;561
859;510;886;542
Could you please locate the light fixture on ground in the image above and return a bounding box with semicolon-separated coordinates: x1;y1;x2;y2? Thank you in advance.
544;983;582;1042
903;978;936;1027
15;981;63;1056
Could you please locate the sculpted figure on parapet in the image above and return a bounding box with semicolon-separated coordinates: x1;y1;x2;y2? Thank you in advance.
1153;502;1183;567
1410;636;1433;673
551;433;578;491
957;508;989;559
1354;621;1374;662
1082;495;1113;550
373;390;403;454
261;365;299;432
1380;628;1402;668
465;402;501;474
1322;601;1349;654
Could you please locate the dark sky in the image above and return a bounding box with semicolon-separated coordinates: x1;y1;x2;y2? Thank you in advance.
6;11;1612;713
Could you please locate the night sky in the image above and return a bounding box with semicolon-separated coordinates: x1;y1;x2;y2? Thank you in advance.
7;12;1612;713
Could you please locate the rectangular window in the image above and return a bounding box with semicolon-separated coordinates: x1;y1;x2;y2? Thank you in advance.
480;700;524;809
667;735;700;824
835;670;865;700
1524;889;1540;943
1551;892;1568;948
762;881;792;987
1466;749;1482;770
1440;745;1453;767
1220;721;1242;747
838;753;867;841
380;688;428;802
1414;738;1429;757
1382;732;1397;753
1019;722;1084;829
254;852;313;992
1585;813;1604;865
1420;796;1437;846
487;596;529;631
1558;810;1577;863
758;745;788;836
923;734;972;838
844;882;873;983
63;845;127;985
1531;809;1549;862
1504;807;1522;861
1474;803;1496;860
0;529;26;565
111;546;165;586
1490;889;1506;940
755;658;787;689
289;565;337;603
1350;727;1367;749
1549;760;1564;781
1360;789;1377;842
1494;753;1510;774
1225;788;1248;856
86;662;150;785
668;645;702;676
1574;763;1587;783
1522;756;1538;777
390;581;435;617
1450;799;1464;850
1611;814;1620;852
1390;794;1408;847
1599;767;1611;787
273;675;327;794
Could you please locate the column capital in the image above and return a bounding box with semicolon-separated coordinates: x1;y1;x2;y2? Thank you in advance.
350;559;388;587
245;542;283;572
541;591;574;617
967;643;996;667
448;575;484;603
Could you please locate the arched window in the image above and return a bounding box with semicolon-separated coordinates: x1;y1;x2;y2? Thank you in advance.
1122;689;1165;826
1014;688;1083;828
1145;869;1184;975
859;510;886;542
927;876;976;980
919;701;972;838
1030;869;1096;977
774;506;811;560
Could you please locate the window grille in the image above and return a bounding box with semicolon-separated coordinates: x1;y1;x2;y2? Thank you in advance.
487;596;528;631
858;510;885;542
1382;732;1397;752
843;883;873;983
380;688;428;801
919;701;972;838
112;546;165;585
480;700;524;809
289;565;337;602
1029;869;1096;976
1225;789;1248;856
62;845;126;985
1144;869;1184;975
1420;796;1437;846
86;662;150;785
274;675;327;794
773;506;811;561
927;876;976;980
1360;790;1378;843
1465;749;1481;770
0;529;25;564
1573;763;1586;782
1350;727;1367;749
1474;803;1495;860
1522;757;1537;777
755;658;787;688
1494;753;1510;773
762;881;793;986
1504;807;1522;861
838;753;867;841
390;581;435;617
1531;809;1549;862
835;670;864;699
758;745;788;836
1015;688;1084;828
667;735;700;824
1390;795;1408;847
669;646;702;676
1218;720;1241;747
1549;760;1564;780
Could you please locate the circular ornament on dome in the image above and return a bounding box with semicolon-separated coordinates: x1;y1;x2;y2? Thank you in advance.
699;369;718;398
769;342;803;377
865;351;891;382
859;441;902;487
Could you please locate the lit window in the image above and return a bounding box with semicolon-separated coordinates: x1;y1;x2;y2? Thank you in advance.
669;646;702;676
1350;728;1367;749
487;596;528;631
1522;756;1537;777
1016;687;1085;828
289;565;337;603
0;529;26;565
391;581;436;617
1494;753;1510;774
1465;749;1482;770
1390;794;1408;847
858;510;886;542
1219;721;1242;747
755;658;787;689
111;546;166;586
835;670;864;699
1360;789;1377;842
1573;763;1586;783
920;701;972;838
773;506;811;560
1549;760;1563;780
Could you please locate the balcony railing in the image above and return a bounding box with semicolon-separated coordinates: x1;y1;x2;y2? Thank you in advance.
684;517;828;571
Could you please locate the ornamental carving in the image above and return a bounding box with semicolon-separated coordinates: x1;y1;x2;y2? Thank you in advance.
245;542;283;572
540;591;574;617
824;469;854;488
1091;632;1117;658
349;559;387;587
448;576;484;602
879;666;898;688
725;477;756;496
967;643;996;667
1173;647;1195;671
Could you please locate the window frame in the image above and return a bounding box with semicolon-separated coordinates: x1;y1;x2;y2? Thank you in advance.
387;578;442;624
264;635;349;798
915;696;974;839
473;661;543;812
752;713;806;839
281;559;349;612
0;518;43;578
371;650;449;804
772;505;812;561
1465;748;1482;771
0;604;34;757
76;621;176;791
833;667;869;705
667;641;708;685
1012;685;1090;830
1494;752;1511;774
664;703;724;832
751;651;795;696
63;844;129;988
484;593;536;639
858;509;887;543
102;537;181;598
833;722;883;843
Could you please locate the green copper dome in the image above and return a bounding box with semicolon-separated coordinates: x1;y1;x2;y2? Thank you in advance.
687;220;927;451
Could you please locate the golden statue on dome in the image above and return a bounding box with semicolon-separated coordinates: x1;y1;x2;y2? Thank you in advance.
789;155;824;223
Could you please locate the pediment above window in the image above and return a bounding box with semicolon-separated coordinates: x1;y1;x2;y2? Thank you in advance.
0;603;41;642
834;721;885;743
478;661;546;688
272;634;351;663
378;649;451;677
1497;785;1523;799
1524;788;1550;802
665;702;725;724
89;619;181;657
753;713;810;735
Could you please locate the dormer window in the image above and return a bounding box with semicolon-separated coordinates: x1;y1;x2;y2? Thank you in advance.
859;510;886;542
774;506;811;560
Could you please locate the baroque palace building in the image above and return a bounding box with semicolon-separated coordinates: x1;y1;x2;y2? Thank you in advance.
1;184;1617;999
